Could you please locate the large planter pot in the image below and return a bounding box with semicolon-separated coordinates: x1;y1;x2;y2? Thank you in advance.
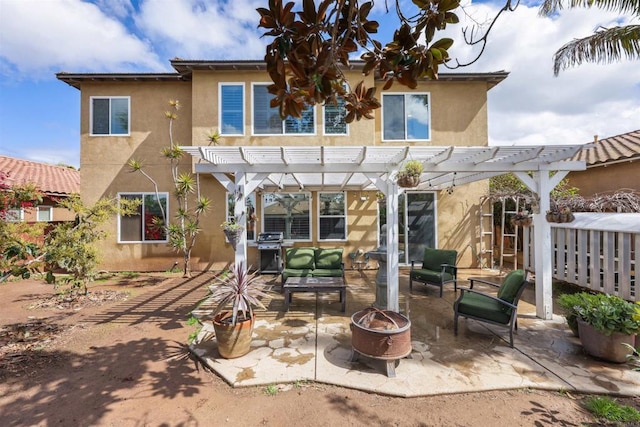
212;311;255;359
577;318;636;363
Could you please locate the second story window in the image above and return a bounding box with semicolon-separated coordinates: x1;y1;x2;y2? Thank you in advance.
252;84;315;135
91;96;130;136
323;97;347;135
220;83;244;135
382;93;430;141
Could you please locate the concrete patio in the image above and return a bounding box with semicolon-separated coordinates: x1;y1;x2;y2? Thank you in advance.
191;269;640;397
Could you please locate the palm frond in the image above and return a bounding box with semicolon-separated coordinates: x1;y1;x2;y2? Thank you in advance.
553;25;640;75
540;0;640;16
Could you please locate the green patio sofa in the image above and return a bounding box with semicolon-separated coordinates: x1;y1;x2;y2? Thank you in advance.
281;247;345;285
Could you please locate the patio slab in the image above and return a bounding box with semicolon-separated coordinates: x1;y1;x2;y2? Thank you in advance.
191;269;640;397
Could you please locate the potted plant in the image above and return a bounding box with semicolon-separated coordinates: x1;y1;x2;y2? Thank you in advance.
396;160;423;188
209;262;270;358
511;211;532;227
572;292;640;363
557;292;594;337
221;220;244;250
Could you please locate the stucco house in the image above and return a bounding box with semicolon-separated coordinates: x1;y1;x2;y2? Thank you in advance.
57;60;511;272
0;155;79;224
568;130;640;197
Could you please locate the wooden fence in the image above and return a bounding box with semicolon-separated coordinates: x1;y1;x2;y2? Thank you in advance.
522;213;639;302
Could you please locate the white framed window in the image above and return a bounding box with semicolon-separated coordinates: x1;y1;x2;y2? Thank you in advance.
382;93;430;141
36;206;52;222
318;192;346;241
323;97;348;135
118;193;168;243
226;192;257;241
219;83;244;135
4;208;24;222
262;192;311;241
90;96;130;136
252;84;315;135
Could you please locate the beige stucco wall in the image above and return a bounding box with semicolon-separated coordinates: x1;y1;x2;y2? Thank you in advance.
77;70;492;271
567;161;639;197
78;81;194;270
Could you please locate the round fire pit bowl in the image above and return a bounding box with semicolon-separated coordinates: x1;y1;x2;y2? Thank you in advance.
350;307;412;377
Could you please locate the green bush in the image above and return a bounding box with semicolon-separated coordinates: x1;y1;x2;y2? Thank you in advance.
571;292;640;335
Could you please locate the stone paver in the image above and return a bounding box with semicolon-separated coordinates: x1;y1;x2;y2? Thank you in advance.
192;269;640;397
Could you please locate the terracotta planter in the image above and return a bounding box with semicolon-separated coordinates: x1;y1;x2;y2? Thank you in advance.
577;318;636;363
212;311;255;359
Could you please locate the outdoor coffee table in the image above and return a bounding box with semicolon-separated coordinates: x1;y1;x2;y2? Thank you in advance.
283;276;346;312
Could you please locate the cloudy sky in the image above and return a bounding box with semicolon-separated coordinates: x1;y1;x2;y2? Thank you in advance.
0;0;638;168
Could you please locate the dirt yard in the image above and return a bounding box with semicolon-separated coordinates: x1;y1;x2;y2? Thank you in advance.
1;272;637;426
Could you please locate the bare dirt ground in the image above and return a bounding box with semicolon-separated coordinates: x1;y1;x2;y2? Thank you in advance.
1;272;638;427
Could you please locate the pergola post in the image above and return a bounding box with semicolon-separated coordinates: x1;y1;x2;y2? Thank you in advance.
385;179;401;312
232;172;248;267
517;170;569;320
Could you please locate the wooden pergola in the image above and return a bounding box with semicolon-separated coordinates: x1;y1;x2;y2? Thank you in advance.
181;144;589;319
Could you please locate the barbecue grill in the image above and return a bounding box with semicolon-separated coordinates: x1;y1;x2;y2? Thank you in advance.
257;232;283;274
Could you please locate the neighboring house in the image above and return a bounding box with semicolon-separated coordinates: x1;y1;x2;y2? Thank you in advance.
0;155;79;223
57;60;508;272
569;130;640;197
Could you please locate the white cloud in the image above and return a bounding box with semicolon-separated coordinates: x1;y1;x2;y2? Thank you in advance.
135;0;266;60
444;1;640;145
0;0;164;77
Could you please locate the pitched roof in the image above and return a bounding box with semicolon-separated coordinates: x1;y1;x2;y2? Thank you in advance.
0;156;80;196
571;130;640;166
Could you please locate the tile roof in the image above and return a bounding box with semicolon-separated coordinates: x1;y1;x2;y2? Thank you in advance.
0;156;80;196
572;129;640;166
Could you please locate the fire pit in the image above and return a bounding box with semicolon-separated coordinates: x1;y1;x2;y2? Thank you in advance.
350;307;412;378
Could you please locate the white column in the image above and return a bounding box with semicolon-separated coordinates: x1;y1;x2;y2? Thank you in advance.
233;172;248;268
532;171;553;319
386;180;400;312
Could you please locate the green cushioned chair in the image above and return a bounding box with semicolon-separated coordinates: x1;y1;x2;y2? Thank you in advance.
282;248;316;284
453;269;530;347
409;248;458;297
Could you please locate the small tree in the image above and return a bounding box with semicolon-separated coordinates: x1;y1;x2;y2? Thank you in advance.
43;195;139;295
129;100;214;277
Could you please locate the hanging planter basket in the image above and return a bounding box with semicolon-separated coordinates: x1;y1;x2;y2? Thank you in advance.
397;175;420;188
511;217;533;227
223;228;243;250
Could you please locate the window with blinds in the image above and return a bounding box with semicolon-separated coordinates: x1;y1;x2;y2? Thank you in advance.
253;84;315;135
220;84;244;135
